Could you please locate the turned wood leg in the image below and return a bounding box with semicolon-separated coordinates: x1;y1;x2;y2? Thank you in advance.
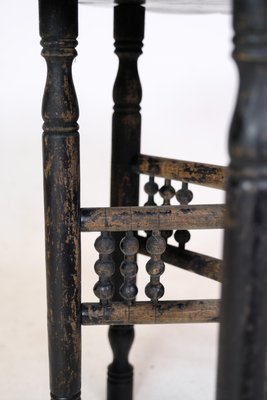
108;3;145;400
216;1;267;399
39;1;81;399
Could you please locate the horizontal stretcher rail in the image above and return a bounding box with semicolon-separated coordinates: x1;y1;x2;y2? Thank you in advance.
133;154;227;190
81;300;220;325
137;235;222;282
80;204;225;232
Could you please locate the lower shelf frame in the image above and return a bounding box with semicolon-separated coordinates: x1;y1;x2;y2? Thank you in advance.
81;300;220;326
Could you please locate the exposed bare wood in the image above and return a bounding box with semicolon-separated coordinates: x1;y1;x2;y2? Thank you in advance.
138;235;222;282
82;300;220;325
133;154;227;190
80;204;225;232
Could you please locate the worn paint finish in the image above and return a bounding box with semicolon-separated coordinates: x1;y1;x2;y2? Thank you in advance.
81;300;219;325
134;154;227;190
81;204;225;232
39;1;81;399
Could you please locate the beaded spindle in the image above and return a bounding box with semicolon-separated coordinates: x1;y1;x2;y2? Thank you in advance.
120;232;139;305
159;179;175;241
176;182;193;205
144;176;159;237
94;232;115;306
175;182;193;249
144;176;158;206
159;178;176;206
145;230;166;304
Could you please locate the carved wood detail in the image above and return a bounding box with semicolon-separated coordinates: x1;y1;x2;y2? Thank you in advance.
94;232;115;305
145;231;166;304
39;1;81;399
119;232;139;304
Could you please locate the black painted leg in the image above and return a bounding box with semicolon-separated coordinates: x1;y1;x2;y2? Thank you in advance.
39;1;81;399
216;1;267;400
108;326;135;400
108;3;145;400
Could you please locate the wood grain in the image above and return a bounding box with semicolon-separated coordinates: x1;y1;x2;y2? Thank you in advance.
81;204;225;232
134;154;227;190
82;300;220;325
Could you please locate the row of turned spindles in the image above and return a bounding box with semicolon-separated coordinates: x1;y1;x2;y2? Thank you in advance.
94;230;166;306
93;177;194;306
144;177;193;207
145;176;193;249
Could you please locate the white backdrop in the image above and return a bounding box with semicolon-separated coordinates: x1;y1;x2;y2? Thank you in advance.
0;1;237;399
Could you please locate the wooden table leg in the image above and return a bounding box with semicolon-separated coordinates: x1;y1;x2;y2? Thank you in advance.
108;3;145;400
216;1;267;399
39;1;81;399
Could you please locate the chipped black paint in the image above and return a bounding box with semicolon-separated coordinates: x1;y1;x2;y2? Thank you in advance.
39;1;81;399
134;154;227;190
81;300;220;325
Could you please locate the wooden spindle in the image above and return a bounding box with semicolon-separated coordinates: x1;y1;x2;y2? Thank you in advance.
159;178;176;206
94;232;115;306
159;179;176;241
144;176;158;206
176;182;193;205
120;232;139;304
175;182;193;249
145;231;166;304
